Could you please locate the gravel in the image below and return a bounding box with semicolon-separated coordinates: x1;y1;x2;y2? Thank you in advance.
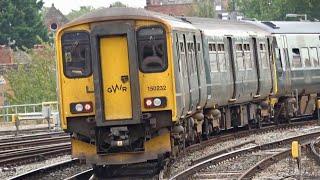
169;125;320;177
254;150;320;179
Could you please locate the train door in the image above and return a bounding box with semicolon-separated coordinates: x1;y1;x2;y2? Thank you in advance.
257;38;273;98
252;37;261;96
194;34;207;108
184;34;199;112
91;22;141;126
280;35;292;94
177;33;191;114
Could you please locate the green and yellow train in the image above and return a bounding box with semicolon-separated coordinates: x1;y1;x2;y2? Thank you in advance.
56;8;320;177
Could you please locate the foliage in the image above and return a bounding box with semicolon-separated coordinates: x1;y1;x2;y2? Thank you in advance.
5;44;57;105
190;0;215;18
235;0;320;21
66;6;95;21
0;0;48;49
110;1;127;8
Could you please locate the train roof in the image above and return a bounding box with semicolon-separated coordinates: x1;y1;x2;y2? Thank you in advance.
180;17;271;37
247;21;320;34
62;7;196;30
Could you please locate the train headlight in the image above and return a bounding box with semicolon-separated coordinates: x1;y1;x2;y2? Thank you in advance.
144;97;167;108
153;98;162;107
75;104;83;112
70;102;93;114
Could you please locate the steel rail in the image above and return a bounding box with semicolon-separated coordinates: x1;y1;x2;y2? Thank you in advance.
0;136;70;150
0;143;71;166
310;136;320;165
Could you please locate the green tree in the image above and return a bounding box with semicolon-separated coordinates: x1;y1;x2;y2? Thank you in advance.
110;1;127;8
5;44;57;105
66;6;95;21
235;0;320;21
0;0;48;49
190;0;215;18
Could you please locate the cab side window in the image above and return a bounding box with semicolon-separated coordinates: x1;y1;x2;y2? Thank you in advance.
137;27;167;73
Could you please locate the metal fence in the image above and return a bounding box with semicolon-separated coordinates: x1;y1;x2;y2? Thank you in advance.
0;101;58;122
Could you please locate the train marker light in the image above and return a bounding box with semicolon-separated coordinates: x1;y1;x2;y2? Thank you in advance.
145;99;153;107
84;103;92;111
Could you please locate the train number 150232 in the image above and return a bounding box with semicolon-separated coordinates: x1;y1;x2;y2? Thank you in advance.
147;85;166;91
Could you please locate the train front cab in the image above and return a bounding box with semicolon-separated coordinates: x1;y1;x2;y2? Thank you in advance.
56;18;177;166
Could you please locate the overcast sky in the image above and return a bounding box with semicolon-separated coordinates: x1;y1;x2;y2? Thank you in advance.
43;0;146;14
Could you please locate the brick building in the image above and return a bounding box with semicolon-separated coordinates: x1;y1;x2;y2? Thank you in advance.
0;46;13;65
145;0;242;20
43;4;69;31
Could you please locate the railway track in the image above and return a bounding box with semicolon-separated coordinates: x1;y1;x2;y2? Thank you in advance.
0;135;69;151
5;119;320;179
0;127;56;136
170;131;320;179
0;132;70;167
8;159;91;180
0;142;71;167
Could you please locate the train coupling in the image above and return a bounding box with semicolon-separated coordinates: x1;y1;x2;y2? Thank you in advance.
110;126;130;147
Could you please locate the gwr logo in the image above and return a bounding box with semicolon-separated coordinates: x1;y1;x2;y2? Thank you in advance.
107;84;127;93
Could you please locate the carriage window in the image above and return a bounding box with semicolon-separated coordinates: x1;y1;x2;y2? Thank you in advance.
209;43;218;72
244;43;252;69
137;27;167;73
310;47;319;67
209;43;216;52
62;32;91;78
260;43;268;69
187;42;196;74
236;43;245;70
301;48;311;67
292;48;302;68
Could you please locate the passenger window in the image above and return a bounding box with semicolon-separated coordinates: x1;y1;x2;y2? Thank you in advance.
244;43;252;69
236;43;245;70
209;43;218;72
137;27;167;73
310;47;319;67
292;48;302;68
62;32;91;78
187;42;196;74
301;48;311;67
218;43;226;71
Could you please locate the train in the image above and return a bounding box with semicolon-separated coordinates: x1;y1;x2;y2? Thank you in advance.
55;8;320;177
